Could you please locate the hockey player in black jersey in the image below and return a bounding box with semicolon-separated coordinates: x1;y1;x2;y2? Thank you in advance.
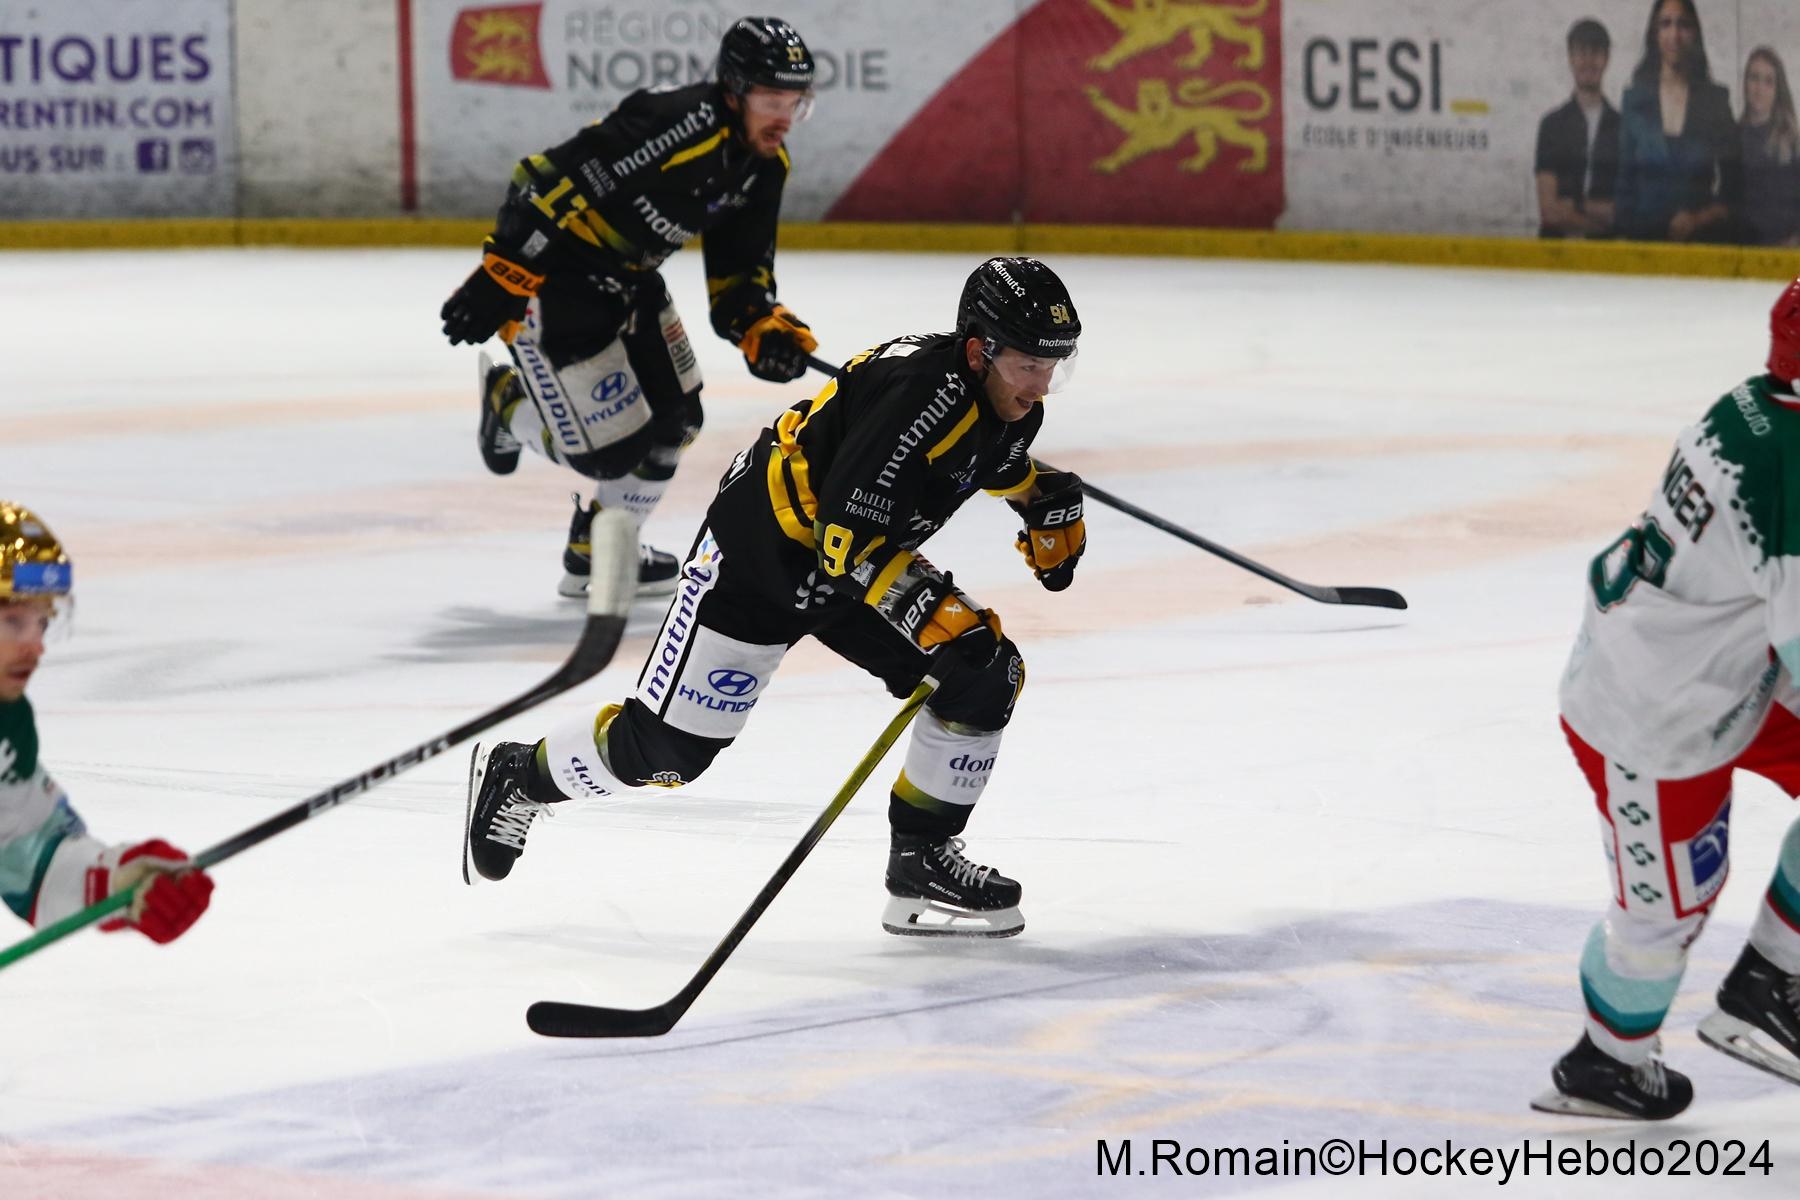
463;258;1088;937
440;16;821;599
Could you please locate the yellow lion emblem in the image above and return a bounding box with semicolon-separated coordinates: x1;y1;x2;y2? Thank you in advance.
1085;78;1272;174
1087;0;1268;73
460;11;537;83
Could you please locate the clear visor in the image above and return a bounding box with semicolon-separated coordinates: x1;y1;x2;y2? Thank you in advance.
0;595;72;647
743;87;815;122
988;345;1078;395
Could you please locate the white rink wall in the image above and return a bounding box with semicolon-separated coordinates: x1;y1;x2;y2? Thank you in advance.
234;0;400;217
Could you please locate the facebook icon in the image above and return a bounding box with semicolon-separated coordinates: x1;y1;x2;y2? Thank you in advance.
136;139;170;172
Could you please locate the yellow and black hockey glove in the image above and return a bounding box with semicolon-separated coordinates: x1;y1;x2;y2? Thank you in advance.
441;243;544;346
739;304;818;382
1013;470;1086;592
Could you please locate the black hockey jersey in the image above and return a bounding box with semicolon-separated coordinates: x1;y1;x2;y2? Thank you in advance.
490;81;790;341
752;333;1043;605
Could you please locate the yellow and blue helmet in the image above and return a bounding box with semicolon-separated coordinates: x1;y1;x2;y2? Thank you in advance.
0;502;72;601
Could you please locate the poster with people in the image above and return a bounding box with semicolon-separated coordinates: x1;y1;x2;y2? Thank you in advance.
1281;0;1800;243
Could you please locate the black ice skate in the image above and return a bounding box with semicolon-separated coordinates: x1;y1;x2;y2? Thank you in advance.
1697;944;1800;1086
557;494;679;599
476;351;523;475
1530;1033;1693;1120
882;834;1024;938
463;741;556;884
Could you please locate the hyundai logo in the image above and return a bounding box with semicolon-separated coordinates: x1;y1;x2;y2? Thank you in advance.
707;669;759;697
595;371;630;402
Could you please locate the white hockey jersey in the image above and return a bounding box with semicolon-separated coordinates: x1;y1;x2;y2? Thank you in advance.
0;696;106;927
1561;374;1800;777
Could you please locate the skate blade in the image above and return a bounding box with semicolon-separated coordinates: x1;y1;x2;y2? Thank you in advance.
1698;1010;1800;1086
1528;1088;1654;1119
881;896;1024;939
558;572;680;600
462;742;493;886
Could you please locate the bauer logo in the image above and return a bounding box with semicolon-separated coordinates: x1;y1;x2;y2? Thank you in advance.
706;669;759;698
450;4;551;90
1672;800;1730;914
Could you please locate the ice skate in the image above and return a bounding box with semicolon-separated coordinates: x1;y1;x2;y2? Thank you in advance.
463;741;555;884
882;834;1024;938
1698;945;1800;1086
1530;1033;1692;1120
557;494;679;599
476;351;523;475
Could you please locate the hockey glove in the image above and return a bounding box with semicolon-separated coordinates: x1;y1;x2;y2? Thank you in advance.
739;305;818;383
1013;470;1086;591
88;839;215;944
873;556;1003;662
441;244;544;346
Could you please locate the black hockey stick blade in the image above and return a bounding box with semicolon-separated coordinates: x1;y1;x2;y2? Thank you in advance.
525;682;934;1038
0;513;639;974
528;997;684;1039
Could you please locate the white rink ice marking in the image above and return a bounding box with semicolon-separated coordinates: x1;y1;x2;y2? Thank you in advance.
10;902;1790;1198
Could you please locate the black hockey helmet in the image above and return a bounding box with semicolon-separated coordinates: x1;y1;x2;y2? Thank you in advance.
957;257;1081;361
717;17;815;94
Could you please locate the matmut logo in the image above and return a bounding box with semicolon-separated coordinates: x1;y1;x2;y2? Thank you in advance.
450;3;551;90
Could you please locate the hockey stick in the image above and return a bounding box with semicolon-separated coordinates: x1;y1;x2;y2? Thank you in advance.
526;680;933;1038
1062;474;1408;610
0;512;641;975
802;353;1406;611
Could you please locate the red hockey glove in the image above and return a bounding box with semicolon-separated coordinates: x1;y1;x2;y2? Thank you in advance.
1013;470;1086;591
88;839;215;945
739;305;817;382
441;244;544;346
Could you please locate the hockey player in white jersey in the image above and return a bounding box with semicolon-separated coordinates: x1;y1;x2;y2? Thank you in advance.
1536;278;1800;1119
0;503;214;945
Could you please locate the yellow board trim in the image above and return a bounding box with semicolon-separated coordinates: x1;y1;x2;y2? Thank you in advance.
4;218;1799;281
662;128;729;172
924;403;979;463
865;549;915;606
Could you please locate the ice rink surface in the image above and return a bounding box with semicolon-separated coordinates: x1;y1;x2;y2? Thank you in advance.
5;248;1800;1197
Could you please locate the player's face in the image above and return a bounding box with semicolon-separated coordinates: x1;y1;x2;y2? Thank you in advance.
1655;1;1696;69
733;87;812;157
1568;44;1608;91
0;598;52;701
970;341;1075;421
1746;58;1778;124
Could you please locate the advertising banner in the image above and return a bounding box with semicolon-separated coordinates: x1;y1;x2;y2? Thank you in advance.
412;0;1018;218
831;0;1284;228
0;0;235;219
1282;0;1800;242
410;0;1284;228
